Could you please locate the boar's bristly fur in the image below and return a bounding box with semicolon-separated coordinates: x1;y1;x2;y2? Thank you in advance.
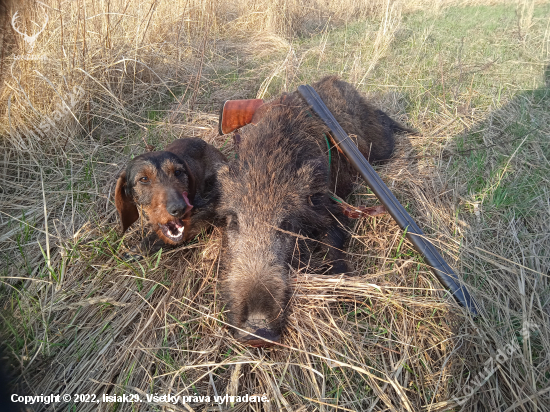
217;76;405;347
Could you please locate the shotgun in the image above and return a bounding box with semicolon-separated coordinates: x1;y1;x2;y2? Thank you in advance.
297;84;478;315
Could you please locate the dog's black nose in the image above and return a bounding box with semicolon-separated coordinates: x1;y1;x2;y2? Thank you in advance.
167;200;187;217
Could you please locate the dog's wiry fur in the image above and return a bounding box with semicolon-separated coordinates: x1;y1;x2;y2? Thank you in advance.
217;76;409;346
115;138;226;254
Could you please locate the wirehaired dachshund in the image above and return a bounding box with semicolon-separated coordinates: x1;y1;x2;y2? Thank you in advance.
115;138;226;255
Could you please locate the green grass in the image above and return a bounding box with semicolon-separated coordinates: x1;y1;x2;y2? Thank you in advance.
229;2;550;237
1;2;550;411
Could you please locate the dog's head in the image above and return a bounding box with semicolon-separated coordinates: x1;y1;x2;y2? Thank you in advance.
115;150;196;244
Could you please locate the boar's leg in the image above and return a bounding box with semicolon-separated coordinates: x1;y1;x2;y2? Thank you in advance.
325;223;350;275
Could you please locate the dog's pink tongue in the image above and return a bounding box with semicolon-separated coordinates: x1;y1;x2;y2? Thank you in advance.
182;192;194;212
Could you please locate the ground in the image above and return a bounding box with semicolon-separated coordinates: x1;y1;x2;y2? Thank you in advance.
0;1;549;411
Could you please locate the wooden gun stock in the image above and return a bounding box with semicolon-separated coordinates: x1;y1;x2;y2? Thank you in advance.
218;99;265;135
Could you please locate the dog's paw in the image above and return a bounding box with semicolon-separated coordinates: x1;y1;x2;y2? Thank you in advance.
121;249;145;262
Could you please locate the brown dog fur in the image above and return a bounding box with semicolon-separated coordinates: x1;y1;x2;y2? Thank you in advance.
115;138;226;254
217;76;410;346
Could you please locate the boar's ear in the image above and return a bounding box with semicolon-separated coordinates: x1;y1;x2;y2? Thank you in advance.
115;171;139;232
216;163;230;181
297;159;326;188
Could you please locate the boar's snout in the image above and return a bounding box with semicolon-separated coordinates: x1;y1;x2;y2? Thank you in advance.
234;318;281;347
230;290;286;347
223;262;289;348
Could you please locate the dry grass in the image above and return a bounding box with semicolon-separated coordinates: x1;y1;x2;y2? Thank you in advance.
1;0;550;411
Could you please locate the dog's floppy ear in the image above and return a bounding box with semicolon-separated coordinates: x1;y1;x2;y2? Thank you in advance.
183;160;197;201
115;171;139;232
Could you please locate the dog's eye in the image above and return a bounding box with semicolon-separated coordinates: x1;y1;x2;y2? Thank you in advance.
139;176;149;183
174;169;183;177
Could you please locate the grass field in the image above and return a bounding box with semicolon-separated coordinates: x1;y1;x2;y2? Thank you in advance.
1;0;549;411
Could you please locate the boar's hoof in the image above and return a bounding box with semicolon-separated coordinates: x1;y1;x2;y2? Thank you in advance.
235;328;280;348
330;259;350;275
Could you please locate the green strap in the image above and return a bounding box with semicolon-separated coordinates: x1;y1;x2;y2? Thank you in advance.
324;134;339;203
305;110;332;173
324;133;332;173
329;191;343;204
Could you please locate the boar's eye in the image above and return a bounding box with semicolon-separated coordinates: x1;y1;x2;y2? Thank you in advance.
308;193;325;207
279;220;293;232
227;214;239;231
